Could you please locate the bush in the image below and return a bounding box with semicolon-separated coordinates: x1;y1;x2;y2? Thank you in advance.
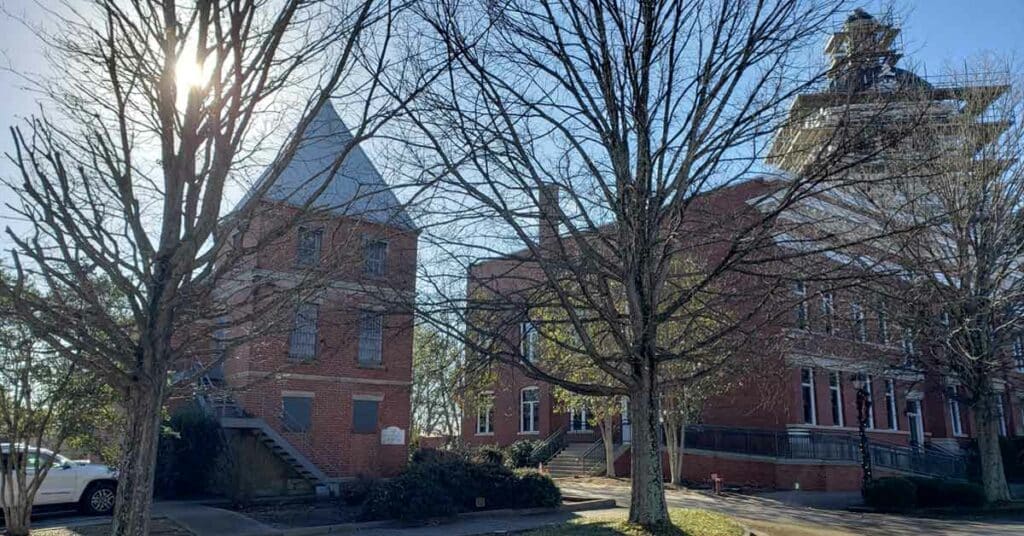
863;477;918;512
907;477;985;508
513;469;561;508
340;475;378;506
155;404;224;498
361;454;562;521
505;439;540;468
474;445;507;466
1001;437;1024;482
410;446;465;465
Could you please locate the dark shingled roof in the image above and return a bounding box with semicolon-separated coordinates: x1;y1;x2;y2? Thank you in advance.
238;101;414;230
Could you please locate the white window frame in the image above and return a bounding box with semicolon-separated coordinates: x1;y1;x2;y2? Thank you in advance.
997;395;1008;437
520;387;540;434
821;293;835;335
851;302;866;342
1013;336;1024;373
794;280;808;330
877;303;889;344
885;379;899;431
829;371;844;427
570;406;591;432
476;392;494;435
520;321;538;362
800;367;817;425
363;239;388;276
948;392;964;437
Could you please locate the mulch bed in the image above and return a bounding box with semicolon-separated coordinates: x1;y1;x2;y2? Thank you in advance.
233;502;362;529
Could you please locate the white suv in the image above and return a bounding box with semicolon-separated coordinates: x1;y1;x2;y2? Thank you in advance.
1;444;118;515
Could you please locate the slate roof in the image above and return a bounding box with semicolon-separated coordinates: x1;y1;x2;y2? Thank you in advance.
238;101;414;230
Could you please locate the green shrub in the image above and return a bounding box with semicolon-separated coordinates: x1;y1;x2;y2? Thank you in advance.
863;477;918;512
340;475;378;506
362;454;562;521
474;445;506;466
908;477;985;508
155;404;224;498
513;469;561;507
410;447;465;465
505;439;540;468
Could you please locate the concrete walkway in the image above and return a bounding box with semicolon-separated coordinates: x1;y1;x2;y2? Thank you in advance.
558;478;1024;536
155;501;280;536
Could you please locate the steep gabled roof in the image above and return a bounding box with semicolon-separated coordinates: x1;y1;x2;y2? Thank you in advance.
239;101;415;230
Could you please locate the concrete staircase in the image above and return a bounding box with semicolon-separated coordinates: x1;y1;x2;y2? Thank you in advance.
197;388;331;492
546;442;606;478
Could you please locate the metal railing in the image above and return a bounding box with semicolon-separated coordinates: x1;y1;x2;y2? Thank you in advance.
530;426;568;464
681;425;970;480
575;437;608;475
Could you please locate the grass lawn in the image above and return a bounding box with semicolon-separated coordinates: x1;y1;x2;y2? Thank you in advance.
523;508;745;536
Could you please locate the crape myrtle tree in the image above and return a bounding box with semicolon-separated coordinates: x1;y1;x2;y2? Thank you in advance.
402;0;932;526
0;274;113;536
889;66;1023;502
0;1;432;534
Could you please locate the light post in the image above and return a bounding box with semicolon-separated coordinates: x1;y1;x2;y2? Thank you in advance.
851;374;873;490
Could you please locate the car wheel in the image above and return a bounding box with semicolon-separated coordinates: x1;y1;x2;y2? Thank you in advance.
81;481;117;515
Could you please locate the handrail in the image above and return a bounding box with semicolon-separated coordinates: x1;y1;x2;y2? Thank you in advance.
530;426;568;464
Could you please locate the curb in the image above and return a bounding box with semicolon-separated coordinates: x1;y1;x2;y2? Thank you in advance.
278;498;616;536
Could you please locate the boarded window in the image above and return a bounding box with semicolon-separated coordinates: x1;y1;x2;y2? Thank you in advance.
353;399;379;433
288;303;319;360
358;311;383;366
296;227;323;266
282;397;312;432
363;240;387;276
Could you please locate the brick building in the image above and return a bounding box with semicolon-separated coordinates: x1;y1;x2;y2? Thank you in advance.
460;10;1021;491
200;101;416;494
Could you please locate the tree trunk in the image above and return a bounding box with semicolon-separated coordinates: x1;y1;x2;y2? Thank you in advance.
627;385;669;526
665;419;685;486
110;380;166;536
602;414;616;478
973;403;1012;503
3;503;32;536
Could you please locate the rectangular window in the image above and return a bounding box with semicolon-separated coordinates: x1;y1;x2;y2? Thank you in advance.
794;281;808;330
877;304;889;344
363;239;387;276
570;407;591;432
1013;336;1024;373
476;393;494;435
520;321;538;362
288;303;319;360
521;388;540;433
857;373;875;429
902;327;916;363
851;302;866;342
353;399;380;434
997;395;1008;437
885;379;899;431
295;227;323;266
829;371;844;427
949;391;963;436
358;311;383;366
821;293;834;335
282;396;312;433
800;368;817;425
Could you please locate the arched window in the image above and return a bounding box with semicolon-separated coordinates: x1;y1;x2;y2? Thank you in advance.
520;387;540;433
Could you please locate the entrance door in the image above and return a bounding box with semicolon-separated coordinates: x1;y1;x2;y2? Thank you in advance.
620;397;631;443
907;399;924;448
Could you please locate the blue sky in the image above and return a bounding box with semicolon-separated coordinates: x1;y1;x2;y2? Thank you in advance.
0;0;1021;247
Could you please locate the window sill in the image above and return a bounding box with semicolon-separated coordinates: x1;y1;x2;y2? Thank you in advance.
518;431;540;436
353;430;377;435
357;363;386;370
568;430;594;434
475;432;495;436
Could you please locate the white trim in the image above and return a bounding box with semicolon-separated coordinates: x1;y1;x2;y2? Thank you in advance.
885;379;899;431
281;390;315;398
353;393;385;401
800;367;817;425
829;371;844;427
520;386;540;434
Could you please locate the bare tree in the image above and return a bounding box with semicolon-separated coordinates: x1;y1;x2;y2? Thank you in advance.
401;0;928;526
0;1;429;533
889;64;1021;503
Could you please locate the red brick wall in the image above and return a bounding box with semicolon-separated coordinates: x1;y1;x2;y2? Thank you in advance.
222;201;417;479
